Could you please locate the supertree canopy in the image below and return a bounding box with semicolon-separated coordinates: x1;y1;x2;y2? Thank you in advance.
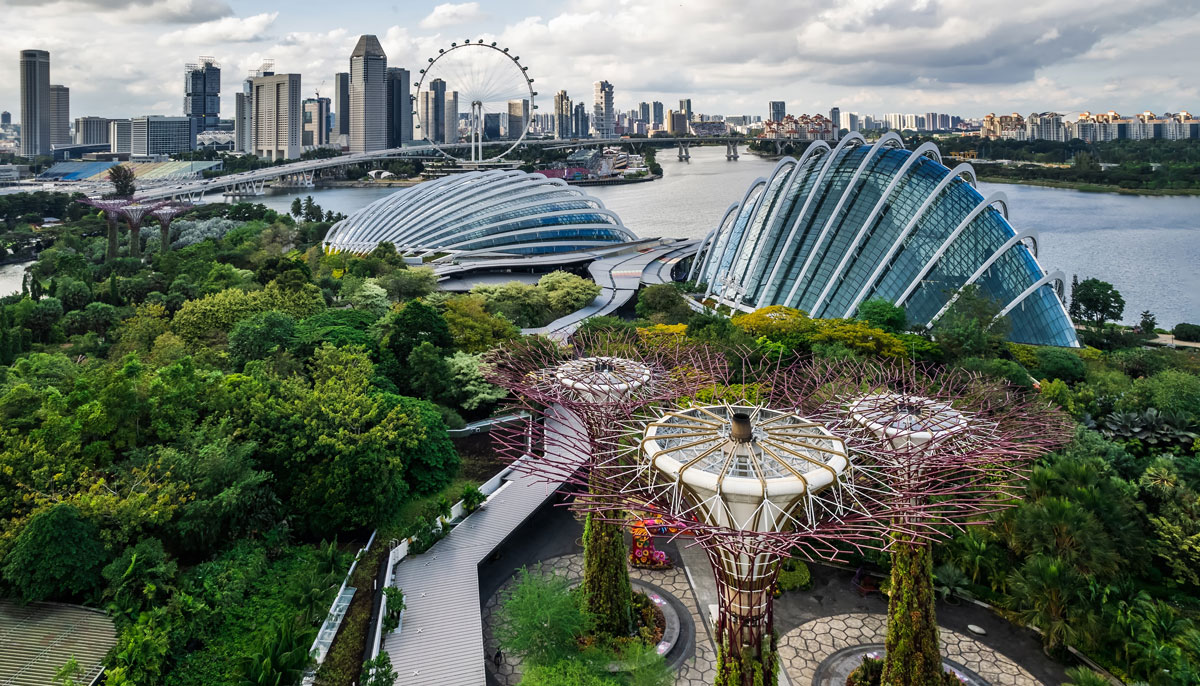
118;200;168;259
151;202;191;254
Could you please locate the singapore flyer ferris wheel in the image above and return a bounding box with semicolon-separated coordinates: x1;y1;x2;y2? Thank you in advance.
413;41;536;163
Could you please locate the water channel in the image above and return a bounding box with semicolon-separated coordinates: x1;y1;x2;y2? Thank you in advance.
5;146;1197;326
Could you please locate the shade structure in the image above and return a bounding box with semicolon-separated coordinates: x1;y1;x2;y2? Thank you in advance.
323;169;637;257
691;135;1078;347
554;356;652;404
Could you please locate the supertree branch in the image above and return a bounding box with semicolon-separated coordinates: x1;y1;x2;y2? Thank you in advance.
118;199;170;259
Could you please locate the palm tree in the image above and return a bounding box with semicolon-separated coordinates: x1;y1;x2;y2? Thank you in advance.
1006;555;1082;654
949;528;998;586
237;620;313;686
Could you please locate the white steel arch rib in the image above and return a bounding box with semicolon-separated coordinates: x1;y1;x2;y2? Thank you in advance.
755;133;864;307
688;225;721;281
722;157;797;297
781;131;905;308
695;205;739;285
923;228;1041;328
841;163;978;317
810;142;943;316
893;191;1009;307
705;180;767;298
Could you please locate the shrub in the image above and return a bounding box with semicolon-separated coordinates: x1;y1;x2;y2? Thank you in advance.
461;484;486;513
1171;322;1200;342
497;567;594;667
1033;347;1086;384
958;357;1033;388
777;559;811;592
381;586;405;634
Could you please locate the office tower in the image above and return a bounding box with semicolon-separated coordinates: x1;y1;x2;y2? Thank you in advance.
20;49;51;156
49;85;70;146
829;107;842;131
234;92;251;152
109;119;131;153
302;98;330;146
679;98;692;122
847;113;860;133
130;115;196;156
769;101;786;122
349;35;387;153
74;116;111;145
506;99;529;138
252;72;302;161
483;113;501;140
572;102;589;138
419;78;447;142
385;67;412;148
184;57;221;131
444;91;459;143
652;101;664;127
335;72;350;137
554;90;572;139
592;81;614;139
637;102;650;124
0;111;9;126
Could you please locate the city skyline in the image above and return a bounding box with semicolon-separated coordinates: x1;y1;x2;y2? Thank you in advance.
3;0;1199;124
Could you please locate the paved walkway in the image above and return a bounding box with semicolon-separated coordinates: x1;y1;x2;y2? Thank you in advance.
778;613;1039;686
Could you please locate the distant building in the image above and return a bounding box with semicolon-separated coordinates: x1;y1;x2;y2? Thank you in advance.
349;35;387;153
484;112;501;139
49;85;70;146
639;102;650;124
592;81;614;138
109;119;131;154
652;101;663;127
769;101;786;123
0;111;9;126
184;57;221;131
251;73;302;161
1026;112;1067;142
554;91;572;139
130;115;196;156
20;49;51;156
74;116;111;145
506;99;529;138
572;102;589;139
444;91;459;143
420;78;447;142
666;109;687;136
303;97;331;146
760;113;836;141
828;106;841;133
234;92;251;152
385;67;412;148
335;72;350;137
679;98;692;122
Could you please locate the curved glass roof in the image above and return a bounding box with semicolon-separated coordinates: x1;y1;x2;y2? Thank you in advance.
693;135;1079;347
324;170;636;257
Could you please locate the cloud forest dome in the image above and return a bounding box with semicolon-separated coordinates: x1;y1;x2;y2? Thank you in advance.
323;169;636;257
690;133;1079;347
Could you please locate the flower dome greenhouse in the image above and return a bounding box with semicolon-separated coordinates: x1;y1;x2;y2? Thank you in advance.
324;170;637;257
690;133;1079;347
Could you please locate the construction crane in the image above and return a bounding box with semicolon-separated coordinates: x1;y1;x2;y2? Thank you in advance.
315;79;325;100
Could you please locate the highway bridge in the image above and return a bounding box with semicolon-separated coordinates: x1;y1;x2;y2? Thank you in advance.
98;137;749;203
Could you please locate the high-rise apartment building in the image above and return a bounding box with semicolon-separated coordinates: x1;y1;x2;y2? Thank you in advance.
0;111;10;126
638;102;650;124
666;109;688;136
184;57;221;131
251;72;302;161
444;91;459;143
554;91;572;139
334;72;350;137
769;101;786;122
652;101;664;127
506;99;529;138
74;116;111;145
385;67;412;148
349;35;387;153
20;49;51;157
303;97;330;146
679;98;692;123
130;115;196;156
829;107;842;132
109;119;131;154
592;81;614;139
572;102;589;139
49;85;70;147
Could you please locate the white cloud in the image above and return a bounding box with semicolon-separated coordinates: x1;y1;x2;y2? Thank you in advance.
157;12;277;45
419;2;483;30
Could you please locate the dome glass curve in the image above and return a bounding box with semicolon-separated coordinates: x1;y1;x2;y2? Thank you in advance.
324;169;636;257
691;134;1079;347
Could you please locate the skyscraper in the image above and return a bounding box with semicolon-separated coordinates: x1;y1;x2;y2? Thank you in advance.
20;49;51;157
506;99;529;139
49;85;70;147
829;107;842;131
0;111;10;126
184;57;221;131
335;72;350;137
638;102;650;124
385;67;412;148
572;102;589;139
444;91;459;144
420;78;447;142
234;92;251;152
679;98;692;123
554;91;572;139
592;81;614;139
252;72;302;161
651;101;663;128
349;35;387;153
74;116;111;145
769;101;786;122
303;97;330;146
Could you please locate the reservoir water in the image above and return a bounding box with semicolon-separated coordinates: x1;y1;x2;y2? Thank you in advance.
208;146;1199;328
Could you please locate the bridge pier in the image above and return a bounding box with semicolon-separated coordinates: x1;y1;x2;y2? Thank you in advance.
773;140;785;156
677;140;691;161
726;141;739;160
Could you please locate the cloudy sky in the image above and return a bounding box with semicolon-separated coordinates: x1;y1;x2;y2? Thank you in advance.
3;0;1198;122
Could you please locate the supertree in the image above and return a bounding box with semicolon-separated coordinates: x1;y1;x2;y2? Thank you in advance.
784;358;1074;686
486;330;727;637
151;202;190;254
77;197;130;263
118;200;168;259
